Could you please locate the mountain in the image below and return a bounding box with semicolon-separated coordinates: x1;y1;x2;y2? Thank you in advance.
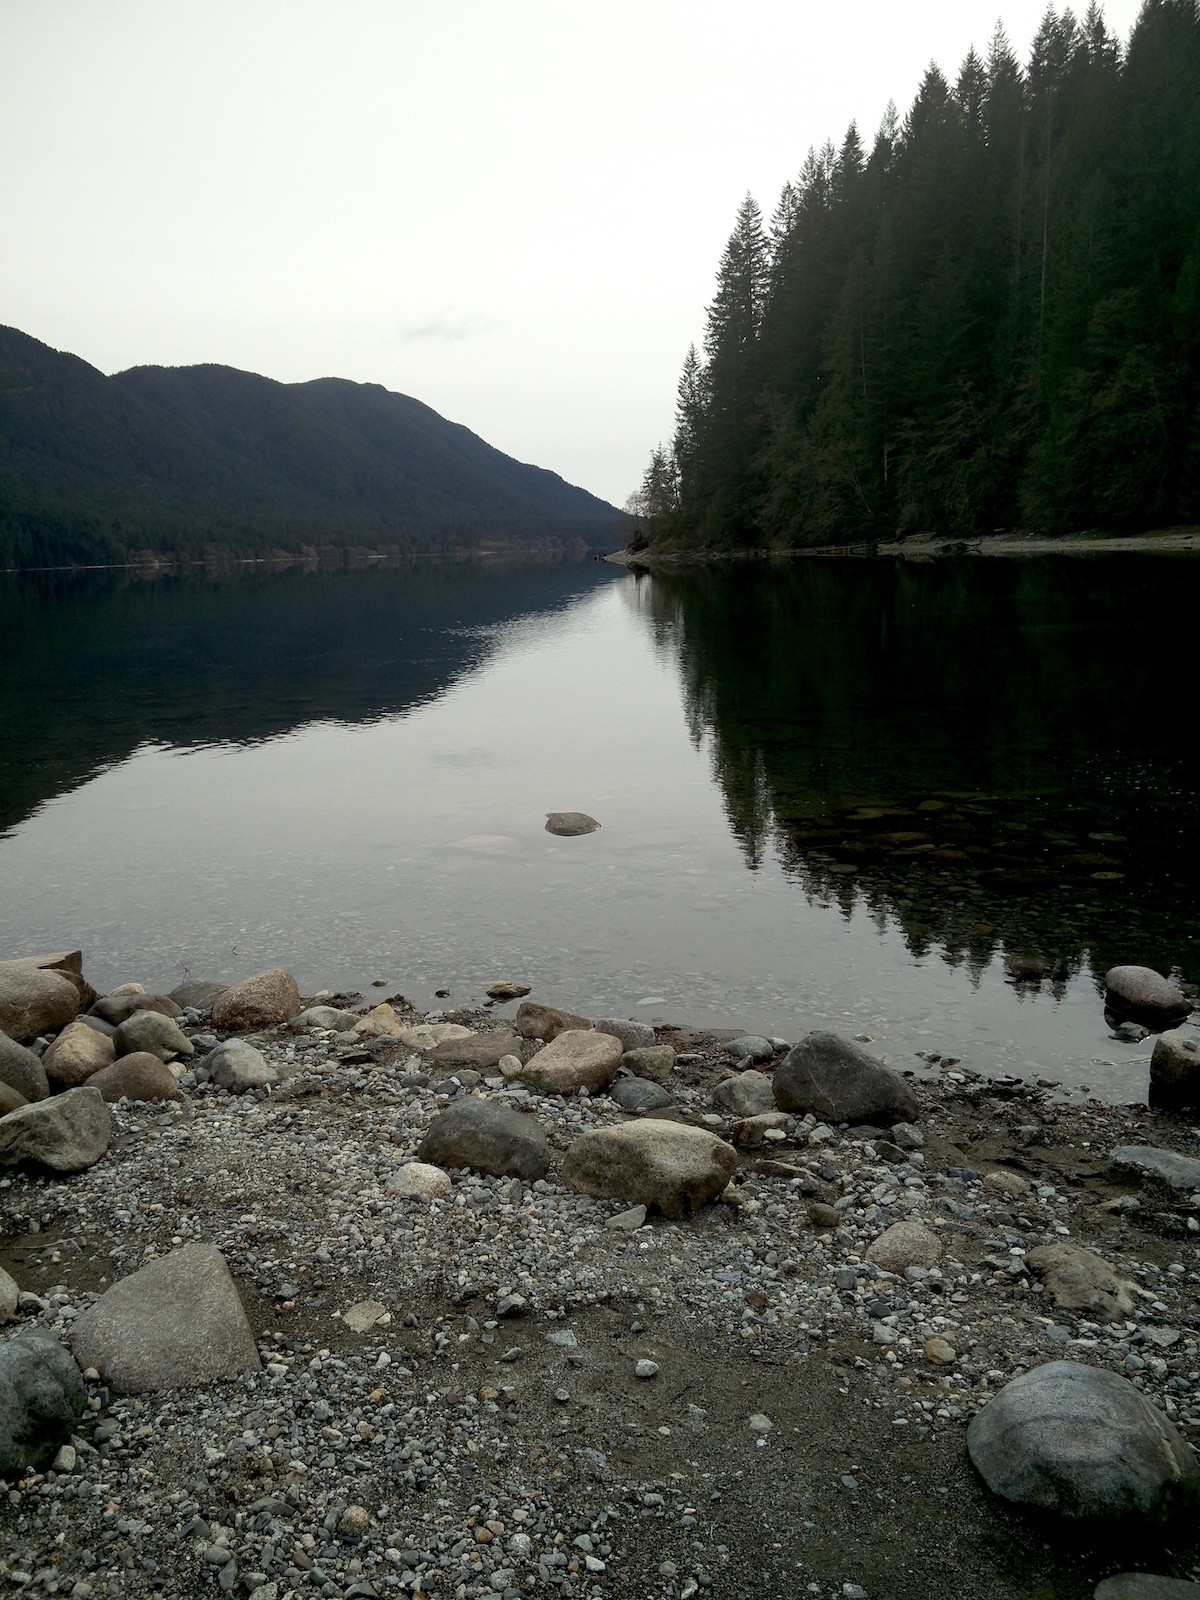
0;326;618;567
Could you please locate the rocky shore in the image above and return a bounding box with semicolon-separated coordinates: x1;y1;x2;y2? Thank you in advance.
1;953;1199;1600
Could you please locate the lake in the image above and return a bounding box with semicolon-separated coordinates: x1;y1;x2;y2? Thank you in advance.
1;553;1197;1102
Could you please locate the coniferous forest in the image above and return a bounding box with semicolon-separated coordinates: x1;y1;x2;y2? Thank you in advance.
635;1;1200;550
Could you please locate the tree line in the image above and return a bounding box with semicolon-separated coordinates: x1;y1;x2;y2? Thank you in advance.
632;1;1200;549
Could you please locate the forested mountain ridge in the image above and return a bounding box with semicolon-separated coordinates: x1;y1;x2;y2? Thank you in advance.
634;0;1200;551
0;326;617;568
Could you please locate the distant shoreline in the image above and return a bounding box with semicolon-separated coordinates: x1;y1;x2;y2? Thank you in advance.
607;527;1200;566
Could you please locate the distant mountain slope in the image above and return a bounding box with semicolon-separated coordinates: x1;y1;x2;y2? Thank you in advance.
0;326;617;566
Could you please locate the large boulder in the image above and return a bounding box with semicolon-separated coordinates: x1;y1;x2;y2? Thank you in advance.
113;1010;194;1062
0;1032;50;1104
0;1327;86;1473
41;1019;115;1088
209;968;301;1031
206;1039;280;1093
0;1083;27;1117
90;992;182;1025
418;1098;550;1181
1149;1031;1200;1111
70;1245;261;1395
1104;966;1191;1024
563;1121;737;1217
520;1030;622;1095
1112;1145;1200;1193
866;1220;944;1274
168;980;227;1011
594;1018;657;1052
0;951;94;1013
610;1077;675;1112
0;1087;111;1173
427;1031;524;1072
621;1045;676;1083
773;1031;919;1126
712;1070;776;1118
514;1001;592;1042
1026;1243;1137;1320
0;963;80;1043
88;1053;183;1104
966;1360;1200;1522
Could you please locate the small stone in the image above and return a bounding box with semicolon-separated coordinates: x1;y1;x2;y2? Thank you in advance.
747;1413;773;1434
924;1336;956;1365
384;1162;452;1201
866;1221;943;1273
808;1203;841;1229
337;1505;370;1539
984;1168;1031;1198
635;1360;659;1380
342;1301;389;1333
605;1204;647;1231
545;812;600;836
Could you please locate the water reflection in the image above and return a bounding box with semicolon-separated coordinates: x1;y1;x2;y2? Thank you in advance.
633;557;1200;991
0;558;617;836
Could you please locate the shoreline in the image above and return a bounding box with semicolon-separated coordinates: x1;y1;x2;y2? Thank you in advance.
607;527;1200;566
2;960;1199;1597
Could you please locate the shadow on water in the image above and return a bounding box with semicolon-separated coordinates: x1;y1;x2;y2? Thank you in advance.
0;557;617;837
631;556;1200;992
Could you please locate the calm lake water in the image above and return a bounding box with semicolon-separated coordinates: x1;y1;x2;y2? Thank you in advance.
2;554;1197;1101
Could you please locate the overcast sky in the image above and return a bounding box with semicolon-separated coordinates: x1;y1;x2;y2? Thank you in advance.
2;0;1146;508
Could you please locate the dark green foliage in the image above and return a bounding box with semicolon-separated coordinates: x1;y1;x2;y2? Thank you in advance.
646;1;1200;548
0;327;617;567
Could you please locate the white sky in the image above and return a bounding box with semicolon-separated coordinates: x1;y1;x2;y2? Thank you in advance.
1;0;1146;508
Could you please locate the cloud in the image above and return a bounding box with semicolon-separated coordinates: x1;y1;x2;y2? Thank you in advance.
393;313;485;343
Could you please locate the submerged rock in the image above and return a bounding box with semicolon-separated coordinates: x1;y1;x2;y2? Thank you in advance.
544;811;601;836
1104;966;1190;1023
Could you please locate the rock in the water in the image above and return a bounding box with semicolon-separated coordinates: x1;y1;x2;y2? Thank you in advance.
773;1031;919;1125
966;1360;1200;1522
610;1077;674;1112
1095;1576;1200;1599
621;1045;676;1083
520;1030;622;1095
544;811;600;836
384;1162;453;1200
209;968;301;1031
1149;1030;1200;1111
87;1052;182;1103
0;962;80;1043
1027;1243;1137;1319
418;1098;550;1180
113;1009;194;1062
90;992;182;1025
866;1220;944;1273
726;1035;776;1063
70;1244;261;1394
206;1039;280;1093
514;1001;592;1041
0;1082;27;1117
594;1018;657;1052
0;1327;87;1472
0;1086;111;1173
1111;1145;1200;1192
487;981;531;1001
41;1019;116;1088
563;1121;737;1217
712;1069;776;1117
168;980;227;1011
1104;966;1191;1023
0;1032;50;1104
